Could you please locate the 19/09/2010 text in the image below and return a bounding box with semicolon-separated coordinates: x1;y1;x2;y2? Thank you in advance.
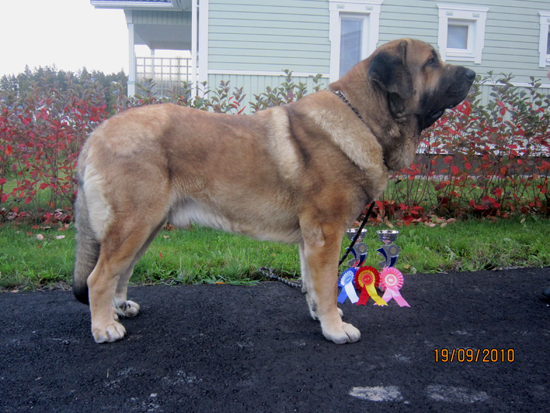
434;348;515;363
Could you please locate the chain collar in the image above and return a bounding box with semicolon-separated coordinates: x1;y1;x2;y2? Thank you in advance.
333;90;368;126
332;89;388;168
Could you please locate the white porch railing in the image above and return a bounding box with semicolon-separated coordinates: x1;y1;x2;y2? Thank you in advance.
136;56;193;96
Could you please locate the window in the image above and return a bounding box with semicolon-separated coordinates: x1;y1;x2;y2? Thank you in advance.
339;15;368;77
447;24;469;49
437;4;488;64
539;12;550;67
446;20;475;58
329;0;383;82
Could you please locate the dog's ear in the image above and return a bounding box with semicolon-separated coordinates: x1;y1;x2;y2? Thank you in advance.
368;40;413;101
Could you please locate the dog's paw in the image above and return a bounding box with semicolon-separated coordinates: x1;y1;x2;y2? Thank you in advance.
322;322;361;344
92;321;126;343
115;300;140;318
338;307;344;318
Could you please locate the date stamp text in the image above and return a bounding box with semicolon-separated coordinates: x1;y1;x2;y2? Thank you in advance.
434;348;515;363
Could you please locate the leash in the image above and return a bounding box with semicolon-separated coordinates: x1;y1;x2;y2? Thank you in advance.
258;267;302;289
338;201;376;267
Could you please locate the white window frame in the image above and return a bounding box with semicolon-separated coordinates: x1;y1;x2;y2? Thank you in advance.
329;0;383;82
437;4;489;64
539;12;550;67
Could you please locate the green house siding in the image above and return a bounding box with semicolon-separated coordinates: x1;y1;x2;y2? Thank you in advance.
379;1;439;43
93;0;550;102
204;0;549;110
208;0;330;74
375;0;549;84
450;0;546;84
208;73;330;102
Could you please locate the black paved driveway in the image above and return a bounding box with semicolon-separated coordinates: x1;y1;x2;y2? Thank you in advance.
2;268;549;412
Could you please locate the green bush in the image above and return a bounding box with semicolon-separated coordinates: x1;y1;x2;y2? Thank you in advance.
1;68;548;223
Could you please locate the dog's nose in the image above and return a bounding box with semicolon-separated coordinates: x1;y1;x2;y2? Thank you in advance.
464;68;476;82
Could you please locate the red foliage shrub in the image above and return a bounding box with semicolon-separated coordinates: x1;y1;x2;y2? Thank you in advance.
0;73;247;220
383;73;549;220
0;73;108;218
1;70;548;222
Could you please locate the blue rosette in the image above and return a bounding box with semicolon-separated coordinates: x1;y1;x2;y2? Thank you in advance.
337;268;359;304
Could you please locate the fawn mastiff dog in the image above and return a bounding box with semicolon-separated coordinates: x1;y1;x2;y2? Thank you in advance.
74;38;475;344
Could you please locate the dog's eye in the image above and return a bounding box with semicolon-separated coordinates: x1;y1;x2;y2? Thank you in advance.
426;57;438;67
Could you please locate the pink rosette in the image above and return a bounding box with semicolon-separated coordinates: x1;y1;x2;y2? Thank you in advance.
379;267;410;307
379;267;404;291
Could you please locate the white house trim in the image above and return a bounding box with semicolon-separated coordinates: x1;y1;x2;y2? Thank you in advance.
437;4;489;64
539;12;550;67
198;0;209;83
208;70;330;78
126;11;137;96
191;0;198;84
329;0;383;83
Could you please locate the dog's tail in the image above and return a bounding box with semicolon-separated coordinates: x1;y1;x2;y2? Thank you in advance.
73;183;100;305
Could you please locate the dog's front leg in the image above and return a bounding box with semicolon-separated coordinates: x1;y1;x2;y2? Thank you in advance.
299;241;345;321
301;223;361;344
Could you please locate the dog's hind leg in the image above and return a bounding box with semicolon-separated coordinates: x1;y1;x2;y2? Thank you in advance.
300;220;360;344
113;221;166;318
87;219;163;343
73;189;101;305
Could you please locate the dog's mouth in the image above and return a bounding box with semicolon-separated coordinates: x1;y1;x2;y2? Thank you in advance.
419;108;446;130
419;68;475;131
431;108;445;120
420;96;467;130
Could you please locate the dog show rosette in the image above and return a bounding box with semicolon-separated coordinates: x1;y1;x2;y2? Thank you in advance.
338;228;412;309
378;267;410;307
337;268;360;304
354;266;387;306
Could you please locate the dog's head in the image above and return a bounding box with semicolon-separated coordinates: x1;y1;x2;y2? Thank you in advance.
367;38;475;130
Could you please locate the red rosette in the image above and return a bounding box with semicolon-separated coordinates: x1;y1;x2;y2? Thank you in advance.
354;266;380;289
379;267;404;292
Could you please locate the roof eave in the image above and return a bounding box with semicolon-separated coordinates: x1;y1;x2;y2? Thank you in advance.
90;1;183;10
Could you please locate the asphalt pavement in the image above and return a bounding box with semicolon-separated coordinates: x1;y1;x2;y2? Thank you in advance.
1;267;549;412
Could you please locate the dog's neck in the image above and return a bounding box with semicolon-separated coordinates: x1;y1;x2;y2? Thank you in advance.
329;63;421;172
331;89;389;169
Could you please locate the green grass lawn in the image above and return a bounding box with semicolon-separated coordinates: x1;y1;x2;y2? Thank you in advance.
0;217;548;291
